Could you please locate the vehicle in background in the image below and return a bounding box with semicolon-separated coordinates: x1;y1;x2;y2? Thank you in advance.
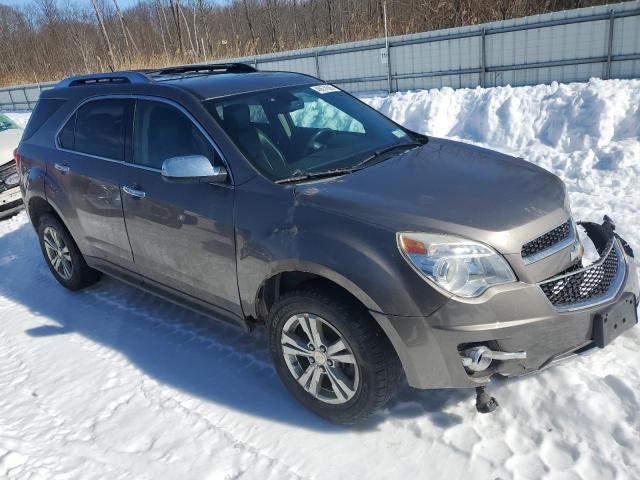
16;64;639;424
0;113;23;218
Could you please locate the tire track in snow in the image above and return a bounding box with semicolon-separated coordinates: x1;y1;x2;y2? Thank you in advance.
0;323;145;480
45;285;309;479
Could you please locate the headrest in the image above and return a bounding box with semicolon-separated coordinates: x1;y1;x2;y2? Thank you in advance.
224;104;251;130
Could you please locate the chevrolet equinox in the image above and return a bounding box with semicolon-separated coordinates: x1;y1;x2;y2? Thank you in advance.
16;64;639;423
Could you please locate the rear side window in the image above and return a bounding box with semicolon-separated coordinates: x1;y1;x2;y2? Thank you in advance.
22;99;65;140
74;99;131;160
133;100;218;169
58;112;76;150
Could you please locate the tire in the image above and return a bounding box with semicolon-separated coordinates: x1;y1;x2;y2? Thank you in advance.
268;287;401;424
37;214;101;291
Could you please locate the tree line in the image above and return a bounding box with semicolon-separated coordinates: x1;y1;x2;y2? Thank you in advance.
0;0;623;87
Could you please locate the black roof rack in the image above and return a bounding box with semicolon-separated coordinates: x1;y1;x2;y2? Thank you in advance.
57;71;152;88
56;63;257;89
151;63;257;76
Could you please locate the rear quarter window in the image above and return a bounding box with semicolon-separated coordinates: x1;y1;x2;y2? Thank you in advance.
58;112;76;150
22;99;65;141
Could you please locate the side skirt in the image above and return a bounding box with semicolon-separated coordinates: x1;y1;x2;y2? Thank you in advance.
85;256;249;331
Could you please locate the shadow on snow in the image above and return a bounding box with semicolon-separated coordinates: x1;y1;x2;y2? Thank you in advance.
0;219;471;432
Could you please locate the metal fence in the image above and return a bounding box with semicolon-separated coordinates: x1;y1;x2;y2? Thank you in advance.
2;0;640;110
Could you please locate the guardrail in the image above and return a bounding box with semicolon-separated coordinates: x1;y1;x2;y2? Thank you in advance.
1;0;639;110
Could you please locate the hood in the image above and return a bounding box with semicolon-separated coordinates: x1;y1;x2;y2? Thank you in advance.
294;137;569;255
0;129;23;166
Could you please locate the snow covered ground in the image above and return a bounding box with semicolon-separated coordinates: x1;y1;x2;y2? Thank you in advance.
1;79;639;479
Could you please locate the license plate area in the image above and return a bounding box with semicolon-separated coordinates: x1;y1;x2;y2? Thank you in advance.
593;293;637;348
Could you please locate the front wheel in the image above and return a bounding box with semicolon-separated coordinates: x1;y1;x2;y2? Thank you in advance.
268;288;401;424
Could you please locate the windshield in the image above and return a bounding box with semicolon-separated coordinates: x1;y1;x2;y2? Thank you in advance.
0;114;20;133
203;84;423;182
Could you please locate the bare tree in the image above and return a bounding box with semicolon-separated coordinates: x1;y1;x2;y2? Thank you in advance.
91;0;116;70
0;0;627;87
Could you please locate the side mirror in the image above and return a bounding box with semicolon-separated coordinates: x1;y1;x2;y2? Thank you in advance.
161;155;228;184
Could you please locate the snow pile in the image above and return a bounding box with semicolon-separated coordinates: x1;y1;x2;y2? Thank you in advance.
362;78;640;254
1;80;640;479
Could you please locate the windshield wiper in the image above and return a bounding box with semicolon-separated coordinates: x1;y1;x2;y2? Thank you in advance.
275;141;424;185
275;167;357;184
353;141;423;169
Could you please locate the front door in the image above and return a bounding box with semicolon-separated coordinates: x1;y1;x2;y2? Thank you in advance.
120;99;240;315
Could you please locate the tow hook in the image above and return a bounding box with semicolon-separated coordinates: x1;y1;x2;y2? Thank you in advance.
461;346;527;414
461;345;527;372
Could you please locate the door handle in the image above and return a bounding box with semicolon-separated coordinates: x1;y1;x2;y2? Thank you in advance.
54;163;70;174
122;185;146;199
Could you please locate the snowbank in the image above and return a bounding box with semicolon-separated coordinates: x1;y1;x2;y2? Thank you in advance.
1;80;639;479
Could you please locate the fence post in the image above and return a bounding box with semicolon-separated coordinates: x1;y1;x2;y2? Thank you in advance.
383;1;392;93
7;89;15;110
480;28;487;88
23;87;30;109
314;48;320;77
606;9;615;80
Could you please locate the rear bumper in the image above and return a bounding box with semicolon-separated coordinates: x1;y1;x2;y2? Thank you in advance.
0;186;23;218
372;236;639;389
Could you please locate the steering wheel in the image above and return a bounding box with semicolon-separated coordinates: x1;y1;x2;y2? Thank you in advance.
304;129;334;155
257;130;287;169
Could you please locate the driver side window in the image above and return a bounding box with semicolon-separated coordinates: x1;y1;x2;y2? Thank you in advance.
133;100;217;169
289;95;365;133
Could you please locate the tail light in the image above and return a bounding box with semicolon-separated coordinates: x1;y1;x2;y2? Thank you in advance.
13;147;21;171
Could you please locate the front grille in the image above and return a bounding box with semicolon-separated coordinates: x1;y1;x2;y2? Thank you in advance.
539;239;623;309
522;220;572;258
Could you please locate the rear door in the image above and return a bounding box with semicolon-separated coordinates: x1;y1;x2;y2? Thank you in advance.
120;98;240;315
53;98;134;268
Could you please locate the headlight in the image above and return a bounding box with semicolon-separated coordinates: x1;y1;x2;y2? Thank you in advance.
397;232;516;298
4;173;19;186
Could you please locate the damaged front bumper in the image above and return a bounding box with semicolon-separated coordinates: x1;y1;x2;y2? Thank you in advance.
371;217;639;389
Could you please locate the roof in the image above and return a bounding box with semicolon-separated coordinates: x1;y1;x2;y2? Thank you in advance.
159;71;318;100
52;64;320;100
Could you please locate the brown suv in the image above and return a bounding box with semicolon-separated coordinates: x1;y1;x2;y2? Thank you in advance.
17;64;639;423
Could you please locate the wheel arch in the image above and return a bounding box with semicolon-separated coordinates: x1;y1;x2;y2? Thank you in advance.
253;261;384;323
27;195;62;230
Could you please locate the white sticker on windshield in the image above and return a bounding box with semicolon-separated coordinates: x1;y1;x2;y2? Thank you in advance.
392;129;408;138
310;84;340;94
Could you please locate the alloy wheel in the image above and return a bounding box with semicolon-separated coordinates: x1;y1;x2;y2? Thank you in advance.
280;313;359;404
43;226;73;280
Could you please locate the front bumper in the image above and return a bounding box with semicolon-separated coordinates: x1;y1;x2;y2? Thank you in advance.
372;230;639;389
0;185;23;218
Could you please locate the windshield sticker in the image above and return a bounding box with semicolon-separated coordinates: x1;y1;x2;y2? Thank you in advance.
310;84;340;94
392;129;408;138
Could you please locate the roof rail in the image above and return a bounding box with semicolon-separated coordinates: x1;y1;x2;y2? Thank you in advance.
56;71;152;88
55;63;256;89
152;63;257;76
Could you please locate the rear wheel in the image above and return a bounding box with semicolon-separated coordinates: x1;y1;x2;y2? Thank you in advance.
37;214;101;290
268;288;401;424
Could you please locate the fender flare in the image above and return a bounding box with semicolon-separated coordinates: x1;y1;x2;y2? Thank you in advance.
252;259;385;317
